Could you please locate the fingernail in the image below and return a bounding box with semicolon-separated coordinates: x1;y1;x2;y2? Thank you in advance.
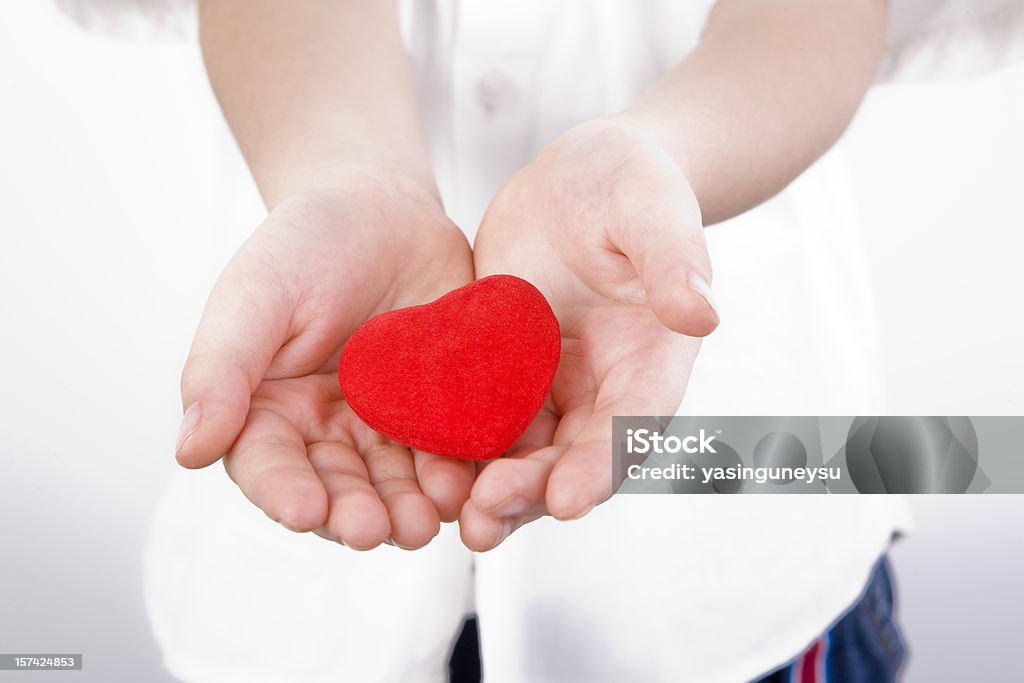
176;402;202;453
494;519;513;547
566;502;596;521
489;495;530;517
687;273;718;315
387;536;418;551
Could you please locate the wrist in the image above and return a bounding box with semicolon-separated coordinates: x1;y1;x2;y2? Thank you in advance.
558;114;703;220
266;160;442;214
603;108;701;188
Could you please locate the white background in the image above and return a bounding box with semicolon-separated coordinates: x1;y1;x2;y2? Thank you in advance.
1;4;1022;682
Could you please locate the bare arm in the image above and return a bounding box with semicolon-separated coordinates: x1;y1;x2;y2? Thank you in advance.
462;0;890;546
623;0;889;224
198;0;435;207
180;2;475;548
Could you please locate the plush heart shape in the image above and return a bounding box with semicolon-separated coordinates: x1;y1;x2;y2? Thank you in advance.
338;274;561;460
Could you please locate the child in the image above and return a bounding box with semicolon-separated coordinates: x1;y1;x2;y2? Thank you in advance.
97;0;1019;680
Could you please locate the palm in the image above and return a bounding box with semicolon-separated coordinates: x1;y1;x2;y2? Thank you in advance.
179;183;476;550
239;374;445;550
461;121;710;550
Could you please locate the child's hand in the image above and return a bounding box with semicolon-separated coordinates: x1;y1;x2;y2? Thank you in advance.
176;175;475;550
461;119;718;550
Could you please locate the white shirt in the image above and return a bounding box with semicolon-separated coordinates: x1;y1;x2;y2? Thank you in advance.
88;0;1019;681
403;3;901;682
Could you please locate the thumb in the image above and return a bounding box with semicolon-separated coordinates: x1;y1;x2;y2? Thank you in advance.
615;183;719;337
176;258;291;469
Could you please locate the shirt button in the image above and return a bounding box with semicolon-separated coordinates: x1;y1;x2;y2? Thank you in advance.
473;70;519;116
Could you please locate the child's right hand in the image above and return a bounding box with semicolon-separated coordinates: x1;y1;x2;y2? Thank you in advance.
175;174;476;550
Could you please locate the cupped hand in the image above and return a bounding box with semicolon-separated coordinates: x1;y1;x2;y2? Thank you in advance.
461;119;719;550
175;175;475;550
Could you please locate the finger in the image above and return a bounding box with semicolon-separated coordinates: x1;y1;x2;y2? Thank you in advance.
612;172;719;337
459;415;563;552
364;440;441;549
458;499;507;552
545;341;697;519
177;250;292;469
466;406;560;517
506;403;560;457
223;407;328;532
308;441;391;550
413;452;476;523
545;434;612;521
458;498;543;552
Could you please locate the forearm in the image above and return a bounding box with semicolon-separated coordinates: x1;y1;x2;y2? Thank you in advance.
621;0;889;225
199;0;435;207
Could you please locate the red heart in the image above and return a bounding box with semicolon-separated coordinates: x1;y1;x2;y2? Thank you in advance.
338;275;561;460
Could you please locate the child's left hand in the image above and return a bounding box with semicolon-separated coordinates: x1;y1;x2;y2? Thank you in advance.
460;118;719;550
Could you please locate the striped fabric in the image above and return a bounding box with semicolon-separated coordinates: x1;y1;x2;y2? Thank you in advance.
791;635;829;683
753;558;905;683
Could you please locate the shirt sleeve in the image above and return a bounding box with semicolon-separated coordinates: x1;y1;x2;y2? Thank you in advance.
879;0;1024;82
54;0;196;41
56;0;1024;81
